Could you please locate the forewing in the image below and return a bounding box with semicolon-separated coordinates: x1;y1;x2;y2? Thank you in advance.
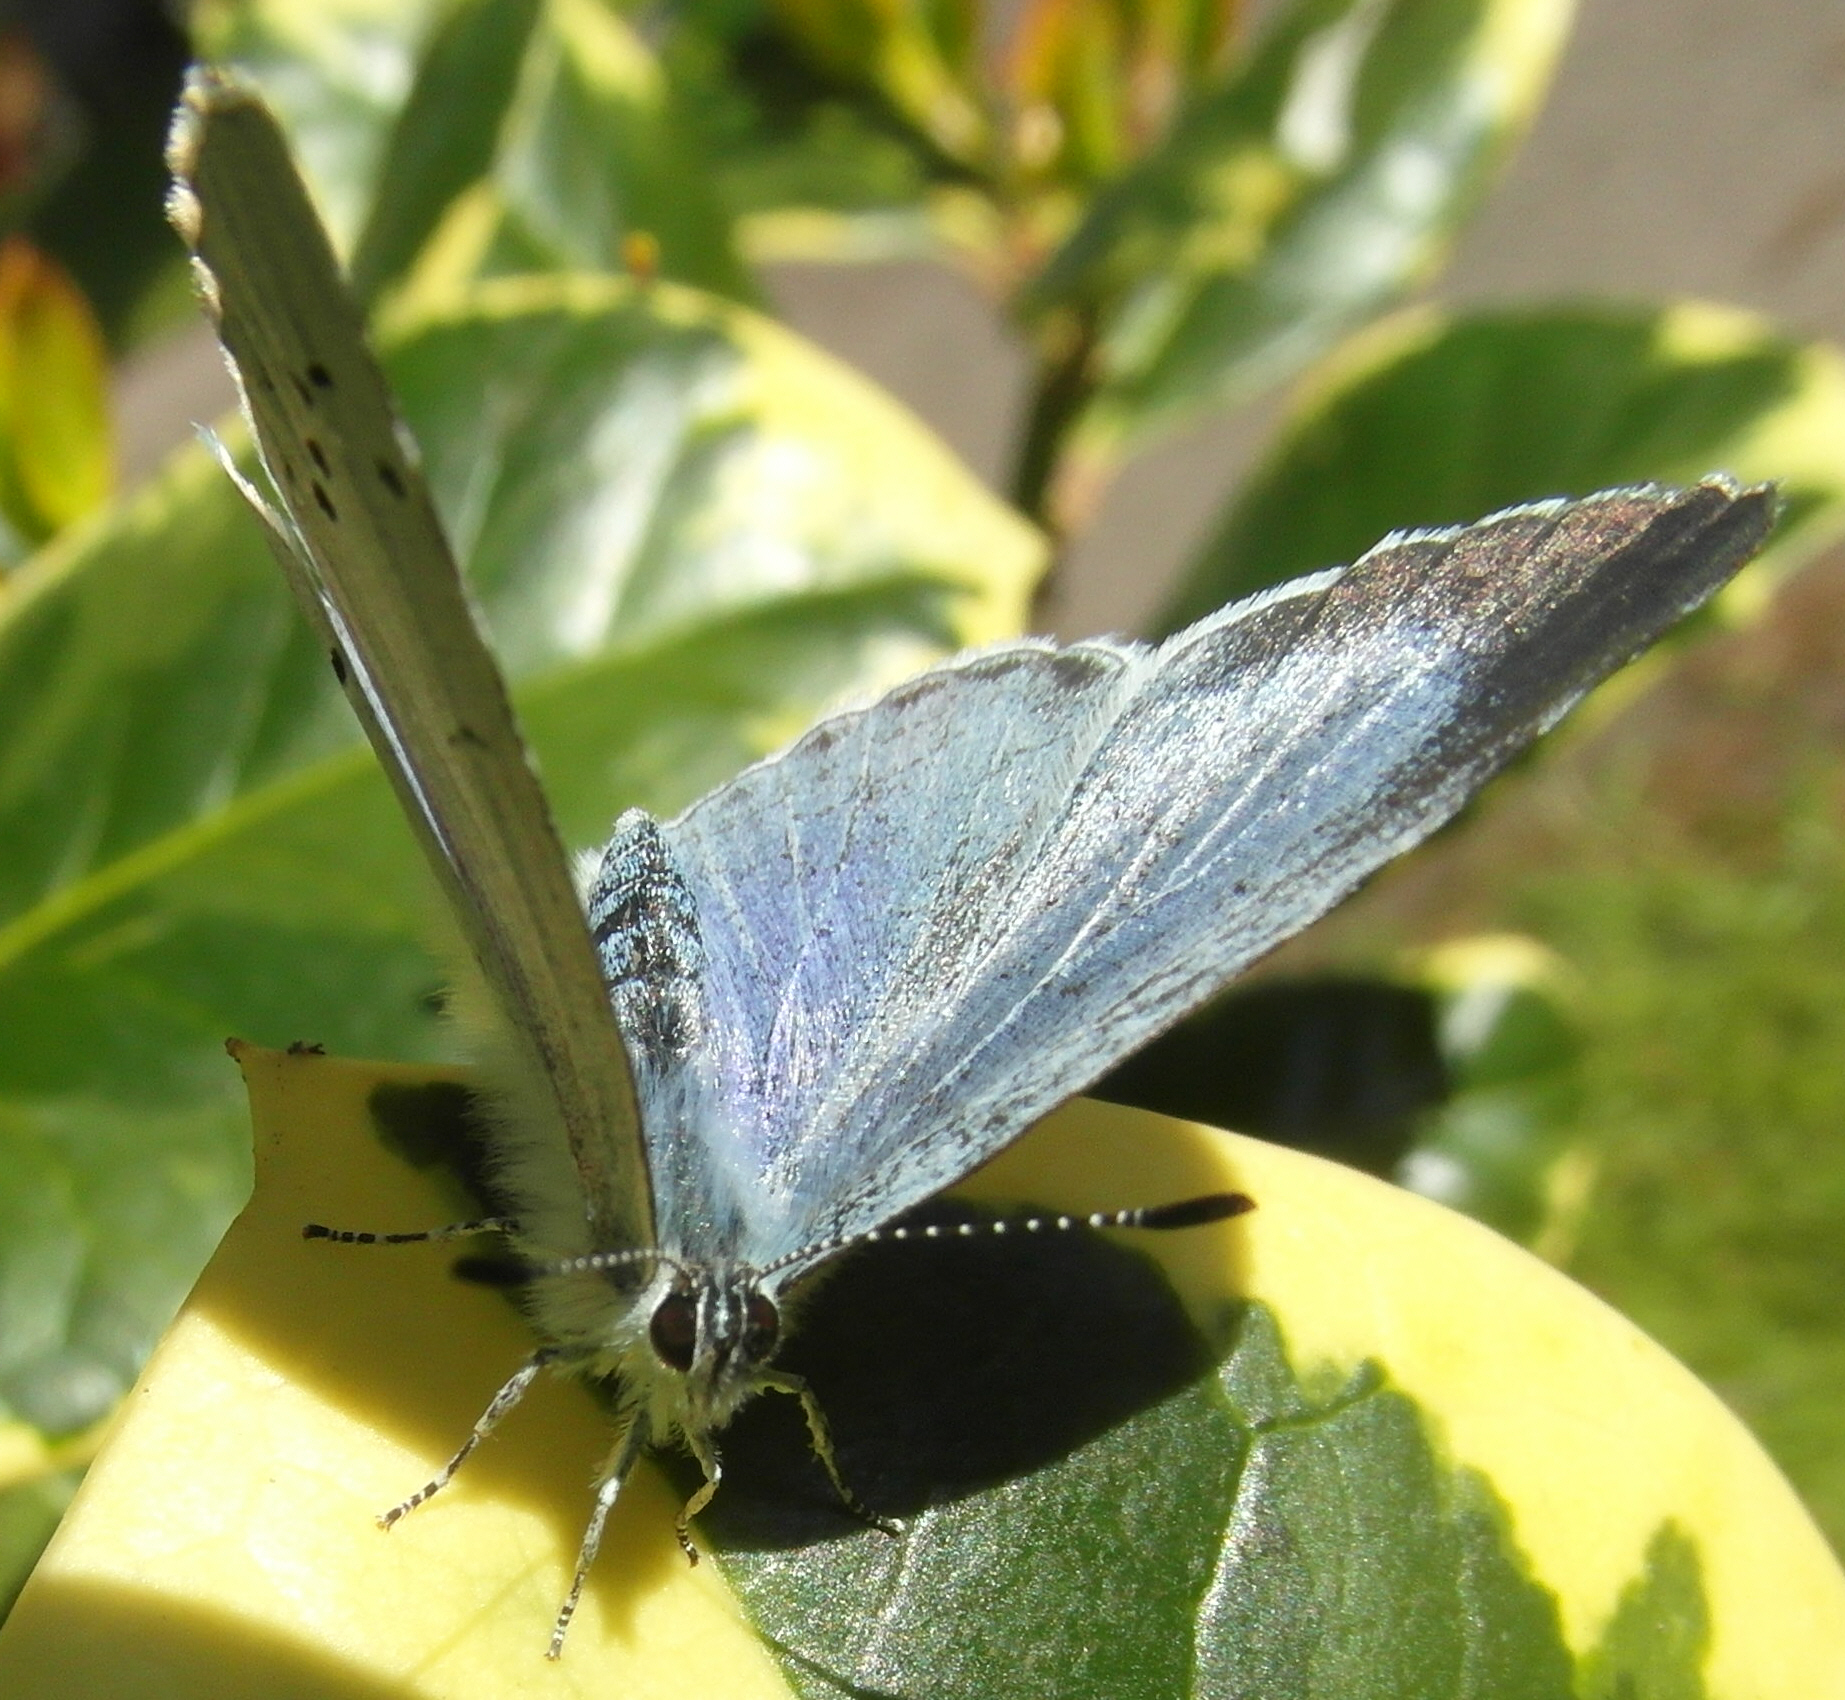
626;638;1140;1260
167;71;653;1252
666;480;1774;1270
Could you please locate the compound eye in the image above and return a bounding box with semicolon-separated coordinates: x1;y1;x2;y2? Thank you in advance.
743;1291;780;1359
649;1290;698;1372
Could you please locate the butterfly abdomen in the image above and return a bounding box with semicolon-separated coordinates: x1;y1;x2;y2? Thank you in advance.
589;809;708;1066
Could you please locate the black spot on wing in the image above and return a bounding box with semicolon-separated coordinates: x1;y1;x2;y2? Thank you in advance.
306;360;333;389
312;482;337;521
376;459;406;499
305;437;330;478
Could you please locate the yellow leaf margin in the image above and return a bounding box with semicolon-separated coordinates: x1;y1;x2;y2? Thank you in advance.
0;1044;1839;1696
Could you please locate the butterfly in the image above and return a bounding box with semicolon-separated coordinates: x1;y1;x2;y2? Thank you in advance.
167;67;1775;1657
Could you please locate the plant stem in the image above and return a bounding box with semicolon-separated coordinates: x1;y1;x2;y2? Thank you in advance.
1011;308;1101;621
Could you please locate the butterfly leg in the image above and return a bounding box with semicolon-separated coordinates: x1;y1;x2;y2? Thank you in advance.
675;1429;723;1563
379;1347;555;1529
761;1370;900;1537
548;1416;648;1660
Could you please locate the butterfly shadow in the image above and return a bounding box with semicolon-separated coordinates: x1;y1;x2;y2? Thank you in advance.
672;1195;1230;1553
362;1077;1250;1566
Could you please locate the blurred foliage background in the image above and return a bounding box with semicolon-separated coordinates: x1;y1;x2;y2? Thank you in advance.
0;0;1843;1627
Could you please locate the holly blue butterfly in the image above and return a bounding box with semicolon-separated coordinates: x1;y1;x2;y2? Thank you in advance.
167;67;1775;1657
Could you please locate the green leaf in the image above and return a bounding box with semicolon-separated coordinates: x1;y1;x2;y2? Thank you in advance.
400;0;758;305
345;0;548;303
1161;302;1845;632
767;0;993;169
193;0;452;259
198;0;753;303
716;1303;1595;1698
661;16;975;266
1404;934;1588;1249
0;1468;78;1620
0;275;1040;1463
1027;0;1575;460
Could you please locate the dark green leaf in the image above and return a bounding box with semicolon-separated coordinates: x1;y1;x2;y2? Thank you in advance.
709;1295;1706;1698
1579;1526;1711;1700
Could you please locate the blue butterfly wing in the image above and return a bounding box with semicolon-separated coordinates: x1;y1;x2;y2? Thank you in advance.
636;482;1773;1273
595;636;1140;1262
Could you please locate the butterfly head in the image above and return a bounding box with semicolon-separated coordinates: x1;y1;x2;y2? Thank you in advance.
463;1242;789;1435
644;1266;782;1426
